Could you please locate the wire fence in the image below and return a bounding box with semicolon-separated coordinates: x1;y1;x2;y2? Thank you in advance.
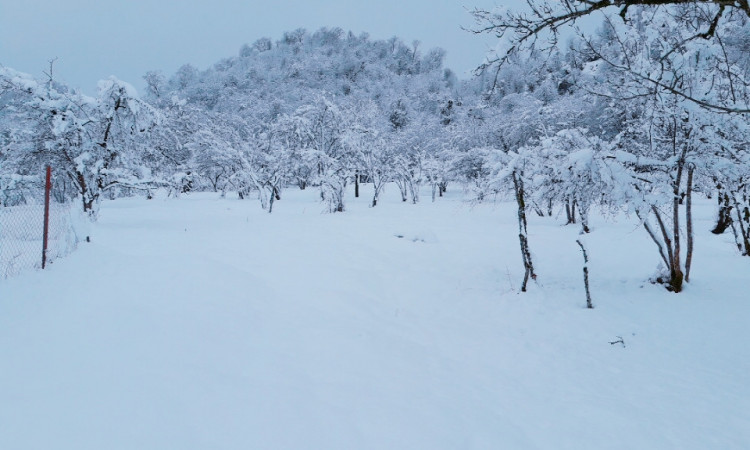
0;168;86;279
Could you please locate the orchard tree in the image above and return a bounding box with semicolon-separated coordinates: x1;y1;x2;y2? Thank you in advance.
273;113;317;191
341;100;395;207
476;91;547;292
300;95;350;213
84;77;160;208
534;128;619;234
574;9;750;290
1;67;93;209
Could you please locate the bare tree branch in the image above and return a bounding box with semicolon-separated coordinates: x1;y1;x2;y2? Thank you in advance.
470;0;750;113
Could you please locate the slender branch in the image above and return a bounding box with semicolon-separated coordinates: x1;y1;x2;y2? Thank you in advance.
471;1;750;113
651;205;675;270
581;29;750;114
685;164;695;281
636;209;670;267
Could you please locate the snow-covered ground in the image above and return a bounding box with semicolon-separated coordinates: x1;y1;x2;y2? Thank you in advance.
1;185;748;449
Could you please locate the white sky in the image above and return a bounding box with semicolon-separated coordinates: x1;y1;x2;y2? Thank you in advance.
0;0;532;94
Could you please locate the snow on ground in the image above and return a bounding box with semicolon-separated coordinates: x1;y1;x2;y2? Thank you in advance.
1;185;748;449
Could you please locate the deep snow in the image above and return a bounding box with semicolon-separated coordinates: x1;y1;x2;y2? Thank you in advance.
1;185;748;449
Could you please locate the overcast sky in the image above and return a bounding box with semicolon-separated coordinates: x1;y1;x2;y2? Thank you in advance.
0;0;538;94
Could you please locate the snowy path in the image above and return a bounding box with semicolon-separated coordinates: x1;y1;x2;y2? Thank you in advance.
1;189;749;449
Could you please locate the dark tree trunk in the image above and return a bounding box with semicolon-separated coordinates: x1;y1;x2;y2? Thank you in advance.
670;156;685;293
685;165;695;282
671;215;683;292
733;196;750;256
565;199;577;224
354;171;360;198
580;205;590;233
396;179;408;202
74;171;93;213
651;205;682;293
512;171;535;292
712;188;733;234
576;239;593;309
439;182;447;197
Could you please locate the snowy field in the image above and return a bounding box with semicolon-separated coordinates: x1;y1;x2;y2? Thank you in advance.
1;185;748;449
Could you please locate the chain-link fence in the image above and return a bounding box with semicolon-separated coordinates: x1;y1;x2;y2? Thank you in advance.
0;168;86;279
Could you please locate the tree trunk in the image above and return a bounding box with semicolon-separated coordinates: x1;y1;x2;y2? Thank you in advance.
354;171;360;198
651;205;682;293
576;239;593;309
685;165;695;282
408;179;419;204
669;155;685;293
396;178;408;202
712;188;733;234
565;198;576;224
580;204;591;234
671;202;684;293
512;171;535;292
74;171;93;213
733;196;750;255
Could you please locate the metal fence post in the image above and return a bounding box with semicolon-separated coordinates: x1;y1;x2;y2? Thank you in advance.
42;166;51;269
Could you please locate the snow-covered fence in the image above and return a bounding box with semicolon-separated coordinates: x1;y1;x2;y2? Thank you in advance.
0;168;85;279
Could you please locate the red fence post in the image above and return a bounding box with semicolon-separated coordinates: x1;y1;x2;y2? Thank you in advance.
42;166;51;269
